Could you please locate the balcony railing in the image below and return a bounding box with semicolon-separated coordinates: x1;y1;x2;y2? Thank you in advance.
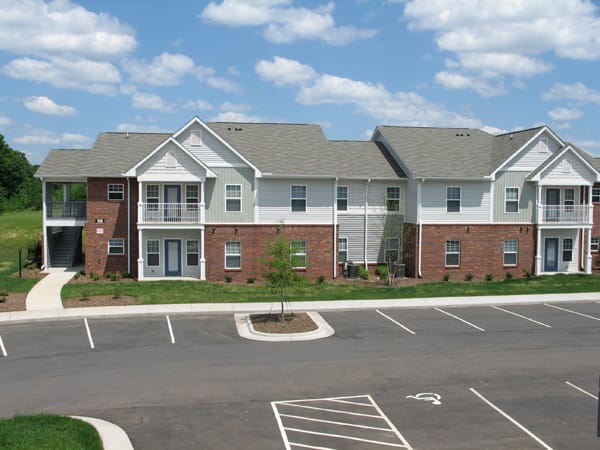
540;205;589;224
46;201;87;219
139;202;203;224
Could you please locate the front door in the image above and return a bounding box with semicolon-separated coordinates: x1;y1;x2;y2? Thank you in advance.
545;188;560;222
165;239;181;276
544;238;559;272
164;185;181;222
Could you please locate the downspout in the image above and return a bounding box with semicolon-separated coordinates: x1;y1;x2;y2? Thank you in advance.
127;177;131;275
364;179;370;268
41;178;48;270
417;179;423;278
333;177;338;279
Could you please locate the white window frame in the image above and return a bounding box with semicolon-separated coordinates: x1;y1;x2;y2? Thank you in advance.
291;185;307;212
108;238;124;255
446;186;461;213
337;186;348;211
338;237;348;263
186;184;199;212
146;239;160;267
291;240;307;269
225;241;241;269
505;187;519;213
591;237;599;252
592;188;600;203
503;240;518;266
386;186;401;212
564;188;575;212
445;240;460;267
146;184;159;211
225;184;242;212
186;239;199;267
562;238;573;263
107;184;124;201
190;130;202;147
385;237;400;263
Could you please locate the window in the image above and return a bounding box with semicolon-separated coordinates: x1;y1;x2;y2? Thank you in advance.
338;238;348;263
564;188;575;212
108;184;124;200
166;152;176;168
538;138;549;153
291;185;306;212
291;240;307;269
385;237;400;263
186;240;199;266
108;238;124;255
505;187;519;213
592;237;599;252
592;188;600;203
147;240;160;266
225;184;241;212
562;238;573;262
146;184;159;211
190;130;202;147
225;241;241;269
186;185;199;211
446;187;460;213
337;186;348;211
386;187;400;212
445;240;460;266
503;240;518;266
561;159;572;173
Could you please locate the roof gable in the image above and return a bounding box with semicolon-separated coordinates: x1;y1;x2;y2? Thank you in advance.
527;145;600;185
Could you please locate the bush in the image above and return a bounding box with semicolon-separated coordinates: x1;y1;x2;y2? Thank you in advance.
316;275;326;284
73;272;80;280
80;287;90;301
89;271;99;281
485;273;493;282
522;270;533;278
247;277;256;284
0;289;7;303
112;284;122;299
376;265;388;280
442;273;450;282
225;275;232;283
505;271;513;280
465;273;474;281
359;266;369;280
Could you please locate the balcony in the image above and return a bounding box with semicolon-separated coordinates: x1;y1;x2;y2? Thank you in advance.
139;203;204;224
46;201;87;219
540;205;589;224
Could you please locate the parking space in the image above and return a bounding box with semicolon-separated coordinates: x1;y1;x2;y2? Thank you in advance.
505;303;600;328
88;317;173;350
170;314;239;346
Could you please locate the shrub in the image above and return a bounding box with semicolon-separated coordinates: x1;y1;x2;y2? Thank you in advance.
522;270;533;278
464;273;474;281
73;272;80;280
89;271;99;281
316;275;326;284
225;275;232;283
485;273;493;282
80;287;90;301
442;273;450;282
505;271;513;280
359;266;369;280
0;289;7;303
376;265;388;280
104;272;113;279
247;277;256;284
112;284;122;299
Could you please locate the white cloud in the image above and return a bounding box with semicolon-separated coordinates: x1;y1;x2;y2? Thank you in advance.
548;107;582;121
122;53;195;86
480;125;508;135
14;129;89;145
131;93;176;113
543;82;600;104
23;96;77;116
0;115;12;126
227;66;240;76
184;99;214;111
210;111;265;122
435;71;508;97
403;0;600;95
201;0;377;45
256;56;317;86
4;57;121;95
0;0;137;60
578;140;600;151
219;102;250;113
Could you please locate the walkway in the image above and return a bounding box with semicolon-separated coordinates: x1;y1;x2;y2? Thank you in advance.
25;267;80;311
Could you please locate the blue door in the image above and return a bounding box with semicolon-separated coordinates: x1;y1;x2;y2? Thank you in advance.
165;240;181;276
544;238;559;272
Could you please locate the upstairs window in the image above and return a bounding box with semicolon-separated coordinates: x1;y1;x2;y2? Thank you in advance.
291;185;307;212
186;185;199;211
445;240;460;266
503;240;518;266
190;130;202;147
107;184;124;201
146;184;159;211
225;184;241;212
386;187;401;211
562;238;573;262
337;186;348;211
446;187;461;213
291;240;307;269
592;188;600;203
505;187;519;213
564;188;575;212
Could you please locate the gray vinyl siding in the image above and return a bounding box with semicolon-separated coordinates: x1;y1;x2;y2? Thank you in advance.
404;178;418;223
338;215;365;262
138;141;207;181
420;180;491;223
204;167;255;223
179;126;247;167
142;229;202;278
367;214;386;261
494;171;535;222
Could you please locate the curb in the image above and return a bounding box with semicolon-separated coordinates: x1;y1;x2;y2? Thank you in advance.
70;415;133;450
235;311;335;342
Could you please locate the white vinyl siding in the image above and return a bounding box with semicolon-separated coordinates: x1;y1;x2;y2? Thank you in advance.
421;181;490;223
179;126;247;167
137;141;207;182
504;132;561;171
538;152;596;186
338;215;365;262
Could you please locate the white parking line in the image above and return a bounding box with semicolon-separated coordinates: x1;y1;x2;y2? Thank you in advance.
0;336;7;357
492;306;552;328
470;388;553;450
277;402;381;418
565;381;598;400
278;413;392;432
284;427;406;448
435;308;485;331
376;310;416;335
544;303;600;321
166;315;176;344
83;318;95;349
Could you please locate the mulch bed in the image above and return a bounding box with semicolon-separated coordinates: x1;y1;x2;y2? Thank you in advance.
63;295;139;308
250;312;318;334
0;293;26;312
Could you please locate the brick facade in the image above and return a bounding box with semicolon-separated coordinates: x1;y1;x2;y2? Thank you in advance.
592;182;600;270
205;224;335;282
85;178;138;277
419;223;536;281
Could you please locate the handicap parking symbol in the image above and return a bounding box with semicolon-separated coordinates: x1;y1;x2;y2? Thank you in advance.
406;392;442;406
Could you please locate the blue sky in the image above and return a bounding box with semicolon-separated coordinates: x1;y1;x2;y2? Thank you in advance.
1;0;599;164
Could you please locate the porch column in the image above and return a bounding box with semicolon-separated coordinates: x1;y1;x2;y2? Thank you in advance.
586;228;592;274
199;180;206;224
137;229;144;280
535;184;543;274
137;181;143;225
42;179;49;269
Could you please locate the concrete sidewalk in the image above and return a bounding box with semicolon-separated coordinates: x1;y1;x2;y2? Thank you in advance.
25;267;79;311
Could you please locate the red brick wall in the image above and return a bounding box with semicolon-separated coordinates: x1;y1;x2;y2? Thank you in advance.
85;178;138;277
419;224;536;281
204;224;334;282
592;183;600;270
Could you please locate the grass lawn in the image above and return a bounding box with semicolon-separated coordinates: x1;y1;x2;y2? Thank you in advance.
0;210;42;292
0;415;102;450
61;273;600;304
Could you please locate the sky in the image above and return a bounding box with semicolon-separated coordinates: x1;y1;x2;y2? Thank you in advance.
0;0;599;165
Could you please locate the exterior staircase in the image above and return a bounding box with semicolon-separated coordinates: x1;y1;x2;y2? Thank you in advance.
48;227;82;268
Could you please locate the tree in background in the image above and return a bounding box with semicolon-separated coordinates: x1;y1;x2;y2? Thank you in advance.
0;134;41;212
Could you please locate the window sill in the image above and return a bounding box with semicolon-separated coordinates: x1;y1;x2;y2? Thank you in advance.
225;268;242;272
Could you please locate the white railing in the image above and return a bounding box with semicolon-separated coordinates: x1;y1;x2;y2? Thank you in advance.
46;201;87;219
140;203;203;224
540;205;589;224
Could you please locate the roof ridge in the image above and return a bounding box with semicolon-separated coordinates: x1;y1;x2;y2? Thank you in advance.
494;126;544;137
209;121;317;126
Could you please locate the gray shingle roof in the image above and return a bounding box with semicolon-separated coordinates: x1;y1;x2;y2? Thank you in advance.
35;149;91;178
376;126;545;178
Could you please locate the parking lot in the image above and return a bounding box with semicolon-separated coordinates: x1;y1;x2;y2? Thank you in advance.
0;300;599;449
